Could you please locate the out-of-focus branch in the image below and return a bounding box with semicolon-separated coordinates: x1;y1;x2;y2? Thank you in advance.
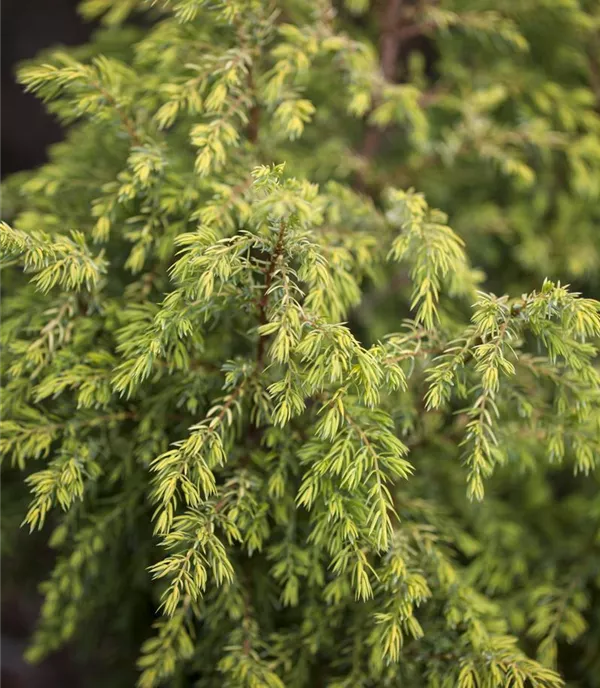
357;0;405;173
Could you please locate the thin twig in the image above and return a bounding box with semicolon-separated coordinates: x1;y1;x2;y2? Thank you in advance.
256;220;287;370
92;80;143;146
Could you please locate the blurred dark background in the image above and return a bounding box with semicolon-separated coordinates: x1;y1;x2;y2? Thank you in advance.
2;5;93;685
2;0;94;179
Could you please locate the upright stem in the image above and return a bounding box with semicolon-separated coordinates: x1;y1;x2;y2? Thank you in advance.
246;68;261;144
357;0;405;188
256;221;287;370
380;0;405;81
588;42;600;110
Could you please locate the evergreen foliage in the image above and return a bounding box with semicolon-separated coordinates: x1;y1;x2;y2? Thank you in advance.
2;1;600;686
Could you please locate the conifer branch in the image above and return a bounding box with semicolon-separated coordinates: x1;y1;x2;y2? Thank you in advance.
0;223;106;293
3;3;599;686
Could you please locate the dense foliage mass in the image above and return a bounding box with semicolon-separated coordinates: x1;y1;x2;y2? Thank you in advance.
2;1;600;686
